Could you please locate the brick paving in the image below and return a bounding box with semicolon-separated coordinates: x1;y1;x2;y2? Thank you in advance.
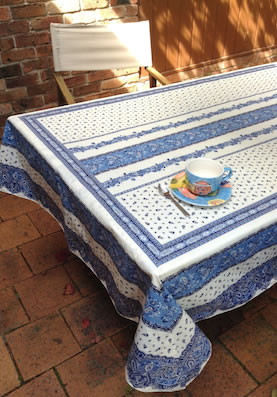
0;192;276;397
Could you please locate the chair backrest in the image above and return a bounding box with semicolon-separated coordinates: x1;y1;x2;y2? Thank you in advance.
50;21;153;72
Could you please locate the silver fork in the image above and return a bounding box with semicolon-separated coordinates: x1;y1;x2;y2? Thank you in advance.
158;183;190;217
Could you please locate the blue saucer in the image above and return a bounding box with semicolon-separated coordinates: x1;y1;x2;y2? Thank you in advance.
170;171;232;207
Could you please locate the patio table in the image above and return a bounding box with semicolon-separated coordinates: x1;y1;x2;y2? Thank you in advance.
0;63;277;392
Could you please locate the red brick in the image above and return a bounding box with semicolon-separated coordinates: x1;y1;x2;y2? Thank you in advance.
267;283;277;299
111;324;137;360
13;95;44;112
47;0;80;14
0;103;12;116
0;87;26;103
44;91;59;104
15;32;50;48
198;312;235;341
187;341;257;397
19;230;71;274
113;67;139;76
220;313;277;382
132;391;188;397
40;69;54;81
261;301;277;330
6;313;81;380
0;287;28;335
64;258;104;296
27;80;56;96
65;74;86;88
56;339;126;397
6;73;39;89
2;48;35;63
89;68;138;83
8;20;30;34
81;0;108;9
120;16;138;22
0;248;32;289
101;76;126;90
7;371;66;397
239;292;273;320
83;85;136;101
0;7;10;22
0;22;9;36
125;4;138;16
98;5;126;20
247;372;277;397
88;70;114;82
22;56;51;73
0;195;40;220
111;0;138;4
0;115;9;129
73;82;99;97
15;266;81;320
12;3;46;19
0;79;5;90
0;37;14;51
63;11;96;24
0;337;20;396
0;215;40;252
61;292;130;348
36;44;52;57
28;208;61;236
1;0;24;4
0;63;21;79
31;15;63;30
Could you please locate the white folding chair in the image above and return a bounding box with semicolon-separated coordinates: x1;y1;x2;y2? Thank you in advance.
50;21;169;105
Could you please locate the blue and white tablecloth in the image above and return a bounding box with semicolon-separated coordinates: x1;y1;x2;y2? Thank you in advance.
1;63;277;392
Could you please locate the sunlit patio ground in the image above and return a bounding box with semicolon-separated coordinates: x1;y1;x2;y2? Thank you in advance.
0;191;276;397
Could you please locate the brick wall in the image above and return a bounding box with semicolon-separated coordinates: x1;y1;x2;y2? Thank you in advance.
1;0;277;140
0;0;140;137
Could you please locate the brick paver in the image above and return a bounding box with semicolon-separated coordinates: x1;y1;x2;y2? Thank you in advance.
64;258;104;297
15;266;81;320
186;340;257;397
247;373;277;396
0;248;32;289
261;301;277;330
220;312;277;383
6;370;66;397
0;191;276;397
0;194;40;220
61;292;130;348
19;231;71;274
0;287;28;335
57;339;127;397
28;208;61;236
0;215;40;253
0;337;20;396
111;324;137;360
267;283;277;299
6;313;81;380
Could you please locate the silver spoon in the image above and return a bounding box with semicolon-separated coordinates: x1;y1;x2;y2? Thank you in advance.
158;183;190;217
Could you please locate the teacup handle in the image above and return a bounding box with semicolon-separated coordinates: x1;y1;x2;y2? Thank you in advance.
222;166;232;184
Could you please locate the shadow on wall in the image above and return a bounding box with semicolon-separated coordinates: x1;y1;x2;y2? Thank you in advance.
139;0;277;78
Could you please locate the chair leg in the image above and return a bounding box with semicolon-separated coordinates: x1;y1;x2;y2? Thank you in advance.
149;75;157;88
54;72;75;105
